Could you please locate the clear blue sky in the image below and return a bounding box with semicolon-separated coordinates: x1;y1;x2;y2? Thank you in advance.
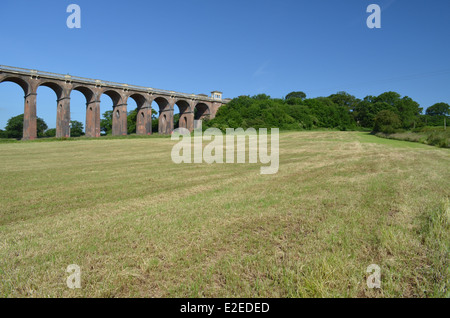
1;0;449;130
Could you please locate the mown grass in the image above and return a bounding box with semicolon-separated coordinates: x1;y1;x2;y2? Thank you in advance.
0;131;448;298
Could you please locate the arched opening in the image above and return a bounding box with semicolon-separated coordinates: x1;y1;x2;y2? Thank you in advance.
151;100;160;134
0;79;27;139
194;103;210;130
153;97;171;135
72;86;97;137
174;100;190;131
36;83;63;138
100;90;126;136
174;104;180;130
127;94;147;135
70;89;89;136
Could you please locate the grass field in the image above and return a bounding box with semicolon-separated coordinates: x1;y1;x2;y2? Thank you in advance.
0;131;448;298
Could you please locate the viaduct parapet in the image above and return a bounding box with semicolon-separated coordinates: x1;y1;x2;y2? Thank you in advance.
0;65;230;140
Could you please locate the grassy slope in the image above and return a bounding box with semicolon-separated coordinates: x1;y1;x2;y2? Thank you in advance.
0;132;448;298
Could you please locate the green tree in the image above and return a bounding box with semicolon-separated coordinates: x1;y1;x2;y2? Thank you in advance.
127;108;138;134
375;91;401;106
173;113;180;129
70;120;84;137
253;94;271;100
353;92;422;129
328;91;360;111
426;102;449;129
354;94;397;128
394;96;422;129
4;114;48;139
0;129;7;138
426;103;449;116
100;110;113;135
373;110;402;134
45;128;56;137
204;94;356;132
286;91;306;101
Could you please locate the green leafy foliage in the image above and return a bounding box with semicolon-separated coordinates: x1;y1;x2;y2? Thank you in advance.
328;91;361;111
426;103;449;117
44;128;56;137
204;94;356;132
285;91;306;101
100;110;113;135
70;120;84;137
426;131;450;148
0;129;7;138
204;91;431;134
173;113;180;129
4;114;48;139
127;109;138;134
373;110;402;134
423;103;449;129
354;92;422;129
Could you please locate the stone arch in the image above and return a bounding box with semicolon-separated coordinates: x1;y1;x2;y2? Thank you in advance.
37;81;64;100
100;89;127;136
153;96;170;112
0;76;30;95
72;85;96;103
37;81;69;137
174;99;193;131
153;96;173;135
101;89;124;106
0;76;37;140
126;93;152;135
194;102;211;119
71;85;100;138
194;102;211;129
127;93;147;109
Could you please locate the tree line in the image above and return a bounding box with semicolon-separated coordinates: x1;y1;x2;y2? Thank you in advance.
0;109;159;139
203;91;449;134
0;114;84;139
1;92;448;138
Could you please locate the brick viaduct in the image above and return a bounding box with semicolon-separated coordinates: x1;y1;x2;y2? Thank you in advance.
0;65;230;140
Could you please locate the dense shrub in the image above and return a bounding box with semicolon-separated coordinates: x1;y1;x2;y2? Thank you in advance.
354;92;422;129
373;110;402;134
204;91;432;133
44;128;56;137
426;131;450;148
204;94;357;132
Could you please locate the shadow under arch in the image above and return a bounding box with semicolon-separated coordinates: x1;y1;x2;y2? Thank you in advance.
194;102;211;129
154;96;172;135
174;99;192;131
